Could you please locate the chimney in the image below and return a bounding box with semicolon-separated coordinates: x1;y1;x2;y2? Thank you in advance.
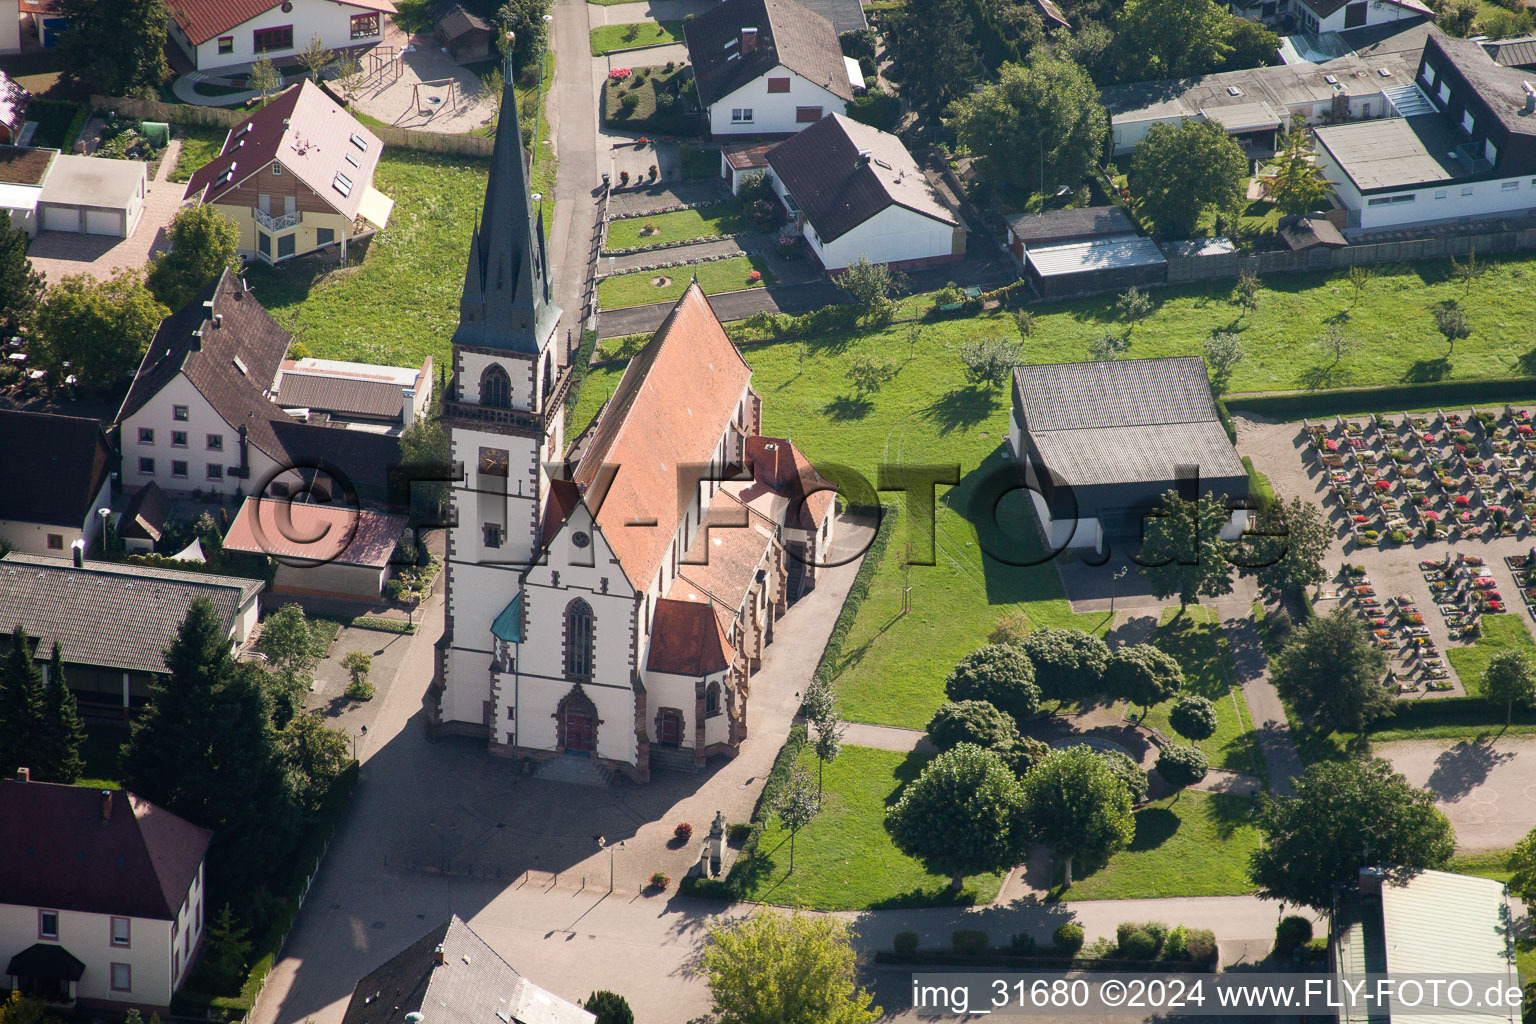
16;767;28;782
433;945;446;966
101;789;112;821
741;26;758;53
71;539;85;568
1523;81;1536;115
1358;865;1384;897
214;313;224;329
402;387;418;427
855;148;871;169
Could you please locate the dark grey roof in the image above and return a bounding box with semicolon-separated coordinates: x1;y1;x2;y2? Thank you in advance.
1428;33;1536;138
792;0;866;33
685;0;854;107
274;372;406;421
1482;35;1536;69
0;552;260;675
431;0;490;39
341;916;594;1024
118;480;172;542
1013;357;1246;489
0;410;115;530
765;114;955;241
7;943;86;982
1313;115;1463;192
1006;206;1135;246
1279;213;1348;249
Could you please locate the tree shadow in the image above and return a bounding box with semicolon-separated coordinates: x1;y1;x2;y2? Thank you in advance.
823;393;873;421
921;385;999;436
1517;347;1536;376
1425;737;1516;801
1126;806;1181;851
1205;791;1259;840
1403;357;1451;383
1297;362;1348;391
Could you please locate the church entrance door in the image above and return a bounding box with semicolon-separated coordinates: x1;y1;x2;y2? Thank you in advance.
564;709;595;753
658;708;683;747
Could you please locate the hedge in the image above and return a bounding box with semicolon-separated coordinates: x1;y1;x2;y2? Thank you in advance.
1368;692;1536;732
173;762;360;1018
710;722;808;899
347;616;416;635
1226;377;1536;422
812;502;898;687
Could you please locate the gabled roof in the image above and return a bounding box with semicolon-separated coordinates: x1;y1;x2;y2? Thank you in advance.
222;497;406;567
274;356;427;422
119;481;173;542
790;0;867;33
1482;34;1536;69
1299;0;1429;20
0;410;114;530
0;552;260;675
184;80;385;224
170;0;398;46
648;598;735;675
766;114;955;242
573;284;753;589
0;69;30;135
431;0;491;38
1006;206;1137;246
676;490;778;615
684;0;854;108
340;916;594;1024
0;779;211;920
744;435;834;530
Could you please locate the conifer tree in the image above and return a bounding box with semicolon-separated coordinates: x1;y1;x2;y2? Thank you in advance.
36;643;86;783
0;625;46;776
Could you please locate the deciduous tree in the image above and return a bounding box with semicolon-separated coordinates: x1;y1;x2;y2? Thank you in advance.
296;34;335;80
1270;607;1391;736
1018;745;1136;885
260;605;325;727
56;0;170;96
281;712;350;812
886;743;1031;891
701;911;880;1024
1169;694;1219;741
1104;644;1184;717
846;354;899;396
839;258;895;323
885;0;981;122
1432;300;1471;354
1137;490;1236;609
1156;744;1209;793
1237;495;1333;598
1203;332;1245;393
247;56;282;104
947;54;1108;194
926;700;1021;752
1115;0;1233;78
1483;648;1536;728
944;644;1041;721
1015;628;1110;703
1250;759;1455;910
147;205;241;312
958;337;1021;388
33;270;168;389
1130;120;1248;239
775;765;819;871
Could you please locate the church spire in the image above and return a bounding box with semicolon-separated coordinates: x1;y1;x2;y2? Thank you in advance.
452;34;561;355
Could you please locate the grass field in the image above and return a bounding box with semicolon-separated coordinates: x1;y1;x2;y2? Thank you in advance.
1136;606;1259;774
1061;791;1262;900
606;204;747;249
590;20;685;55
245;150;488;372
168;125;232;184
1445;613;1536;699
736;744;1006;909
597;254;772;309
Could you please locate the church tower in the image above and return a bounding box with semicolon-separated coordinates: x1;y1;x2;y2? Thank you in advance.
430;45;565;740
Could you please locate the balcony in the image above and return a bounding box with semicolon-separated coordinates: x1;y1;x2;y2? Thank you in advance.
254;207;301;232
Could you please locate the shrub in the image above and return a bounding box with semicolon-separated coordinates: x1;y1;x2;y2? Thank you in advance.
726;822;752;843
620;93;640;114
1275;915;1314;956
989;609;1032;646
1168;694;1219;741
926;700;1019;752
383;579;405;602
1184;928;1217;964
1119;929;1158;961
345;678;376;700
1052;923;1084;955
1156;744;1209;789
673;822;693;842
649;871;670;889
1098;749;1149;804
1163;925;1189;961
583;990;635;1024
951;929;989;956
893;931;919;956
1009;931;1037;955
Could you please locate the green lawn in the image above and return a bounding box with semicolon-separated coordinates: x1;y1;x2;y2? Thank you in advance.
606;204;747;249
244;150;490;372
24;99;84;151
590;20;684;55
168;124;232;184
1136;606;1259;774
78;723;126;790
736;744;1005;909
1061;791;1262;900
1445;613;1536;698
597;254;772;309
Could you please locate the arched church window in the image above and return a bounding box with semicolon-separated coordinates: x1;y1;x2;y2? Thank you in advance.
705;681;721;717
564;599;594;679
481;364;511;408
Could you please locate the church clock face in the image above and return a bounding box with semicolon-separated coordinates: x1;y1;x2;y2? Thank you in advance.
479;446;509;476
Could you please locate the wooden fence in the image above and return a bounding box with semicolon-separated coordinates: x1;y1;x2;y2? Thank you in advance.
1165;227;1536;284
91;95;495;158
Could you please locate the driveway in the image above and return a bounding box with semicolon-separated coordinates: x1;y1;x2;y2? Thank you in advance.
1379;734;1536;850
27;142;186;286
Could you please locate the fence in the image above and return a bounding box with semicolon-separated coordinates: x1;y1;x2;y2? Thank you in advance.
1166;227;1536;284
91;95;495;158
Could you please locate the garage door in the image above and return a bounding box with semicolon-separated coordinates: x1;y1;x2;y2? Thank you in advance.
41;206;79;232
85;210;120;236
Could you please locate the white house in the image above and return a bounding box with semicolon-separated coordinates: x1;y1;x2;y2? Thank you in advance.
1312;33;1536;231
0;776;211;1014
684;0;857;138
167;0;396;73
763;113;963;272
0;410;114;557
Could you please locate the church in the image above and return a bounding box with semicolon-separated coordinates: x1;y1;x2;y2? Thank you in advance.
426;59;837;782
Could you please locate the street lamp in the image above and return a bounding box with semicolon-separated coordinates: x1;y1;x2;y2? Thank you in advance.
96;507;111;555
594;835;624;893
1110;565;1129;617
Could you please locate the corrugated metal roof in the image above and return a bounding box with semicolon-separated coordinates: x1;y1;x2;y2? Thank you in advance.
1026;235;1166;277
1379;871;1519;1024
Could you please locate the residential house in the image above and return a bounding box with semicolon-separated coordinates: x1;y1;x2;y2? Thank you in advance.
0;145;53;236
19;0;65;49
340;916;594;1024
0;551;261;713
184;80;393;265
167;0;395;73
271;355;433;428
762;113;963;272
0;409;115;557
1312;32;1536;231
684;0;858;137
221;497;407;601
115;269;405;507
1009;357;1249;551
0;776;211;1014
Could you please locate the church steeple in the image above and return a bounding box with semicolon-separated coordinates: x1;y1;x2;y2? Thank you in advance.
452;40;561;355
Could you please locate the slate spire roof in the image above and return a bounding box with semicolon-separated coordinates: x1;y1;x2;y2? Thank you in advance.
452;53;561;356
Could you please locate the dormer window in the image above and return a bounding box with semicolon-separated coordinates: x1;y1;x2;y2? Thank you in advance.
350;133;368;152
333;172;353;197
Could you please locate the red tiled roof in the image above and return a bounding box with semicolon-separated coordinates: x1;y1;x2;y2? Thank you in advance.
574;284;753;589
677;490;777;616
170;0;397;46
647;598;734;675
745;435;835;530
0;780;211;920
184;80;384;223
222;497;405;567
540;478;581;548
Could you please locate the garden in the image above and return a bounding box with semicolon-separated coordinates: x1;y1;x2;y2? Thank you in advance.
601;62;699;135
604;204;749;251
590;20;684;56
596;253;774;309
